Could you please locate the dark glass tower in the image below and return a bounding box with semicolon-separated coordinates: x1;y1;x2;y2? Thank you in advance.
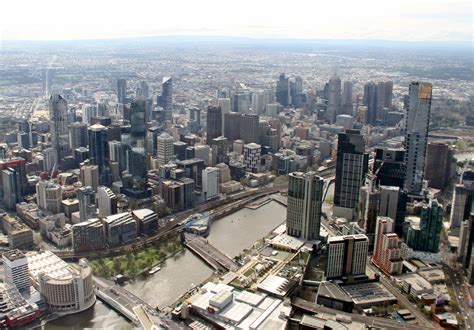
334;130;369;219
276;73;290;107
206;106;222;142
162;77;173;121
117;78;127;104
240;114;259;144
363;82;377;125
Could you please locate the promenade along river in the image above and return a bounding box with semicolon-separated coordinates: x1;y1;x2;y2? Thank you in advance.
44;200;287;329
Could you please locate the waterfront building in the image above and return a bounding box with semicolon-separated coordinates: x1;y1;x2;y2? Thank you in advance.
103;212;137;246
243;143;261;173
97;186;117;218
202;167;219;201
3;249;30;292
72;218;105;252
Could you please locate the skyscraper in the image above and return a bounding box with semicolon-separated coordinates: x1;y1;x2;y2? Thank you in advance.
69;122;88;151
276;74;290;107
42;68;53;97
327;75;341;124
286;172;324;241
233;93;250;113
243;143;261;173
334;130;369;220
376;81;393;121
88;124;108;174
240;114;259;144
202;167;219;201
97;186;117;218
157;133;174;166
162;77;173;121
424;142;455;189
406;199;443;253
449;171;474;236
3;250;30;292
342;81;353;115
373;148;406;188
49;93;70;160
129;98;147;181
326;234;368;279
404;82;432;195
206;106;222;142
363;82;377;125
224;112;241;144
117;79;127;104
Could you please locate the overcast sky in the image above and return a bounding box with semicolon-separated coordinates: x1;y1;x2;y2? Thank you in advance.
1;0;472;41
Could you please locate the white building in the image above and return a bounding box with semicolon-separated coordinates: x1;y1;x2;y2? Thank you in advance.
3;249;30;292
202;167;219;201
243;143;261;173
97;186;116;218
42;147;58;172
157;133;174;166
27;251;95;314
36;181;62;214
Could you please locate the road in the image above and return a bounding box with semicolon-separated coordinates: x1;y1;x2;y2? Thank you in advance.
292;297;429;329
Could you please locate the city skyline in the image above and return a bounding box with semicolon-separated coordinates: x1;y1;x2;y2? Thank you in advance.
1;0;472;42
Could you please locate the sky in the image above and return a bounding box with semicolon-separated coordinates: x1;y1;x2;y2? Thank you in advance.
0;0;472;41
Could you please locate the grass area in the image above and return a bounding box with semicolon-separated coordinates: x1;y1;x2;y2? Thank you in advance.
455;140;467;152
90;236;183;278
243;268;255;277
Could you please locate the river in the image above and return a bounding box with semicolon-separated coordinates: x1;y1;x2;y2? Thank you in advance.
44;199;287;329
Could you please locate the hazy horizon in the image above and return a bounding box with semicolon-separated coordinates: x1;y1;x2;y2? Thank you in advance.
1;0;472;42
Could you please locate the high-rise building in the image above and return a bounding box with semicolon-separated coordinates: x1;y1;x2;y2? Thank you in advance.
240;114;259;144
224;112;241;143
276;74;290;107
206;106;222;142
363;82;377;125
36;181;62;214
406;199;443;253
379;185;406;237
373;217;402;275
202;167;219;201
376;81;393;121
210;136;229;165
69;122;88;151
162;77;173;121
358;176;380;244
424;142;455;189
251;92;265;114
326;234;368;279
3;249;30;292
286;172;323;241
1;168;20;209
218;98;231;134
128;98;147;182
78;186;96;222
117;78;127;104
334;130;369;220
137;80;149;98
157;133;174;166
233;93;250;113
327;76;341;124
80;164;100;191
290;76;303;107
243;143;261;173
88;124;108;174
342;81;353;115
449;171;474;236
97;186;117;218
42;147;58;172
404;82;432;195
49;93;70;160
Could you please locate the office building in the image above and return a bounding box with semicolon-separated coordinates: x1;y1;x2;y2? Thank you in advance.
243;143;261;173
379;185;406;237
206;106;222;142
342;81;353;115
27;251;96;314
3;249;30;292
49;93;70;160
363;82;377;125
286;172;323;241
128;98;147;183
117;79;127;104
202;167;219;201
161;178;195;212
376;81;393;121
358;176;380;243
161;77;173;121
2;168;20;209
240;114;259;144
424;142;455;189
224;112;241;143
404;82;432;195
449;171;474;235
157;132;174;166
373;217;403;275
80;164;99;191
132;208;158;234
42;147;58;172
326;234;369;279
72;218;105;252
276;74;290;107
327;76;342;123
88;124;108;174
97;186;117;218
69;122;88;151
42;68;53;96
36;181;62;214
210;136;229;165
78;186;96;222
233;93;250;113
334;130;369;220
103;212;137;246
406;199;443;253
